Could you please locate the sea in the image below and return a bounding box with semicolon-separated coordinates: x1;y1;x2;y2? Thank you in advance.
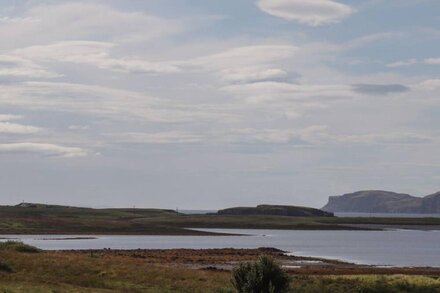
2;228;440;267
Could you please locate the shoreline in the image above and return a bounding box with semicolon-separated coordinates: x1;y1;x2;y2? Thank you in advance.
1;222;439;237
2;247;439;292
51;248;440;275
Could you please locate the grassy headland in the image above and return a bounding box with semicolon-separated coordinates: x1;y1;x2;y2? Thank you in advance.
0;204;439;235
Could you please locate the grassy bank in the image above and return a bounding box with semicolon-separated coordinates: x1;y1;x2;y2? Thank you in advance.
0;245;439;292
0;205;439;235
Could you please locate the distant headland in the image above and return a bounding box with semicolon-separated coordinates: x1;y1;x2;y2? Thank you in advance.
322;190;440;214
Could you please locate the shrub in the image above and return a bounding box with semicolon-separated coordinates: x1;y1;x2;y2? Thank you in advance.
0;241;41;253
0;261;13;273
231;256;290;293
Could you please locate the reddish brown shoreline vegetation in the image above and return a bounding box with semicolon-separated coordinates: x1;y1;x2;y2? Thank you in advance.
0;244;439;292
65;248;440;276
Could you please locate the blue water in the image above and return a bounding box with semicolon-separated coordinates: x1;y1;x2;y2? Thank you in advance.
2;229;440;267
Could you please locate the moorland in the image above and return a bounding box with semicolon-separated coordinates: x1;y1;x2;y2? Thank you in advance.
1;203;440;235
0;242;440;292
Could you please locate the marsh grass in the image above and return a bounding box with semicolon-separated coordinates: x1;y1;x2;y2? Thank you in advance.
0;241;40;253
290;275;440;293
0;249;438;292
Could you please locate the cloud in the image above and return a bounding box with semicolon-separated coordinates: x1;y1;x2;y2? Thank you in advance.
0;3;180;49
387;59;418;68
0;55;59;78
107;132;205;144
0;114;42;134
0;143;87;158
187;45;297;69
352;84;410;95
15;41;180;74
414;79;440;91
327;132;434;145
104;126;435;147
0;81;233;123
386;57;440;68
183;45;297;83
257;0;353;26
0;114;22;122
0;122;41;134
68;125;90;131
424;58;440;65
105;127;324;145
220;67;287;83
223;81;354;103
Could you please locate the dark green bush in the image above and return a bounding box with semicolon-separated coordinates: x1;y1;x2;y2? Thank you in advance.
231;256;290;293
0;261;13;273
0;241;41;253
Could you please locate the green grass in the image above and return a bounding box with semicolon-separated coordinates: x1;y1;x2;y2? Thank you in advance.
0;241;41;253
0;205;439;235
290;275;440;293
0;250;232;292
0;250;439;292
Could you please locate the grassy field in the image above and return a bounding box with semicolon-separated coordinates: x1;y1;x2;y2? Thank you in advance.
0;244;439;292
0;205;439;235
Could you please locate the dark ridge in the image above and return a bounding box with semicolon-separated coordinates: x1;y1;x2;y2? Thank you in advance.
217;204;334;217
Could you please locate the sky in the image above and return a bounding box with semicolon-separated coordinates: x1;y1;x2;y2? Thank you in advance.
0;0;439;209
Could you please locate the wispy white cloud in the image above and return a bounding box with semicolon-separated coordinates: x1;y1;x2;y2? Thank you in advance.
0;54;59;78
15;41;180;74
414;79;440;92
0;143;87;158
107;131;205;144
0;122;42;134
223;81;354;103
257;0;353;26
0;81;234;123
386;57;440;68
104;126;435;147
0;3;180;49
0;114;22;122
387;58;418;68
0;114;42;134
424;58;440;65
183;45;297;83
68;125;90;131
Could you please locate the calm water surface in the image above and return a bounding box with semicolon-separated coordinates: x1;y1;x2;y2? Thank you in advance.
2;229;440;267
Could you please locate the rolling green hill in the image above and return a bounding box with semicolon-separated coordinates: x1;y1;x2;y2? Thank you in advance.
0;202;439;235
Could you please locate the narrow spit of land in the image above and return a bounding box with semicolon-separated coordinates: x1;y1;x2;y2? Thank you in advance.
1;204;439;235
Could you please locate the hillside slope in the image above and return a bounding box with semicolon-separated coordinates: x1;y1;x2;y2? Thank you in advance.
217;205;334;217
322;190;440;214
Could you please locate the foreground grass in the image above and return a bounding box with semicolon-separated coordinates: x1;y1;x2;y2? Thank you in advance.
0;241;41;253
0;245;439;292
291;275;440;293
0;248;231;292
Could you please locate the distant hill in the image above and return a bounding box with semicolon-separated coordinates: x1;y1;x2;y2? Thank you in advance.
217;205;334;217
322;190;440;214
